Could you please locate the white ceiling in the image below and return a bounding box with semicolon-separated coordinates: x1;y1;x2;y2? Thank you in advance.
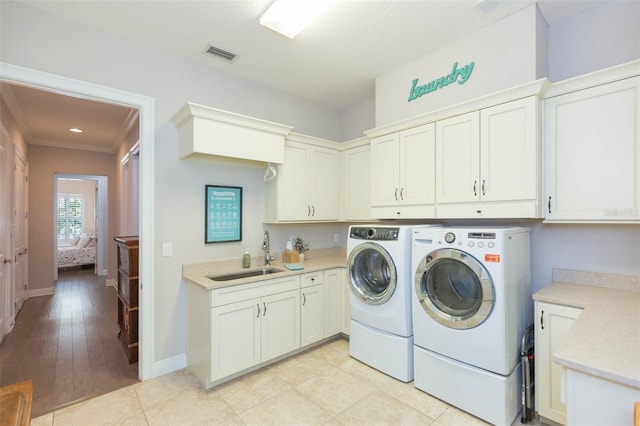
2;0;608;152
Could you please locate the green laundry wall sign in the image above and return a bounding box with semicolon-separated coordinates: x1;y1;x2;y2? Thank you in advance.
408;61;475;102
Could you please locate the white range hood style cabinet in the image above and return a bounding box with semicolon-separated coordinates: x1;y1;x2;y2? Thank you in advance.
543;60;640;223
171;102;293;163
366;80;548;219
264;133;339;222
370;123;436;219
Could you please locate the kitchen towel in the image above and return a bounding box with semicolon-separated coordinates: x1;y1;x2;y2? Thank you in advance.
284;263;304;271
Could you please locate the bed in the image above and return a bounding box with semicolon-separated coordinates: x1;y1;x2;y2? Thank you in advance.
57;233;96;268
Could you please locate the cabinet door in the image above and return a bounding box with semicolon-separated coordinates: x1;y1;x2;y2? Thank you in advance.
341;269;350;335
370;133;400;207
323;268;342;338
399;123;436;205
277;142;310;221
300;285;324;346
261;289;301;362
309;146;338;220
544;77;640;222
211;299;261;380
343;145;372;221
535;301;582;425
481;96;538;202
436;111;480;204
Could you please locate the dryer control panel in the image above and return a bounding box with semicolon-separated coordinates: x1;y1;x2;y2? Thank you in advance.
350;227;399;241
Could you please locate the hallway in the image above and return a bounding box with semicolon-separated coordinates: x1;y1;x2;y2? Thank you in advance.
0;268;139;417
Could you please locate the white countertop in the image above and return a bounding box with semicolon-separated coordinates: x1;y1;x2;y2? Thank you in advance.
533;276;640;389
183;251;347;291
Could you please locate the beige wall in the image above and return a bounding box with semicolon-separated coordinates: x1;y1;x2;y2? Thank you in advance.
29;146;117;290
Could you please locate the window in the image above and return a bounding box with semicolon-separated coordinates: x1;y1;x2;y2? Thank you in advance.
57;194;83;241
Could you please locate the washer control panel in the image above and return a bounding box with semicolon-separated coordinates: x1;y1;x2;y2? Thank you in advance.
438;230;498;249
350;227;399;241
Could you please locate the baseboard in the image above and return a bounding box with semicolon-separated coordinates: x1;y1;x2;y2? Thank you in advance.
153;353;187;378
106;278;117;288
28;287;55;298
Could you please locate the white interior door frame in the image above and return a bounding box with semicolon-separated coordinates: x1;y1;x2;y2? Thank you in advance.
53;174;108;281
0;62;156;381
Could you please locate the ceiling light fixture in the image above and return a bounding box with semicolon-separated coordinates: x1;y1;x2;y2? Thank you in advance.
260;0;333;39
69;128;84;133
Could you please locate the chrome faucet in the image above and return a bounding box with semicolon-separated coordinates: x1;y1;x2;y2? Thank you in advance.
262;230;275;266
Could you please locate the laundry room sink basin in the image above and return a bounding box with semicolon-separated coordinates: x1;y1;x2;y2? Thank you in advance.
207;267;285;282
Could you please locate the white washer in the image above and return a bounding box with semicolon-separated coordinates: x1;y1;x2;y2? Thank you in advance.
411;227;532;426
348;224;431;382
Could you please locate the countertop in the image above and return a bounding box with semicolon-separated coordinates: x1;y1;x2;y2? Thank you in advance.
183;250;347;291
533;271;640;389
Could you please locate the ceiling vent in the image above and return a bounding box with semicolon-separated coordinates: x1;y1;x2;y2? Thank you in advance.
205;44;237;62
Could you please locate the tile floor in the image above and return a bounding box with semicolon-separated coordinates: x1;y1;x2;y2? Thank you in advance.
31;338;538;425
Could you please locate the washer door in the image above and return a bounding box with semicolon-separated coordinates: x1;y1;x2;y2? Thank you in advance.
348;242;396;305
414;248;494;329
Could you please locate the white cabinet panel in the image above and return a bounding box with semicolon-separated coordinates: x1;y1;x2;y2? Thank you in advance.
323;268;342;338
535;301;582;425
300;284;324;346
544;76;640;222
342;144;372;221
266;140;339;222
211;299;261;380
370;123;436;218
261;289;301;362
436;96;540;218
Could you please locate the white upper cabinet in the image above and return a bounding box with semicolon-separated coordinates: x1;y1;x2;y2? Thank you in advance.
544;72;640;223
341;141;373;221
370;123;436;218
265;135;339;222
436;96;540;218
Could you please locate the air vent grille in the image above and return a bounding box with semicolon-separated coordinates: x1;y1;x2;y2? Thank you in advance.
205;44;237;62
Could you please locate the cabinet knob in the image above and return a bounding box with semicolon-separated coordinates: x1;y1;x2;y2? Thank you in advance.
394;188;398;201
400;187;404;200
481;179;486;196
473;180;478;197
263;302;267;316
303;293;306;305
548;196;552;214
256;303;260;318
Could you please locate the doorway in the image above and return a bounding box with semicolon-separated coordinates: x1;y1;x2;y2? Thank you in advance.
0;63;155;381
53;174;108;282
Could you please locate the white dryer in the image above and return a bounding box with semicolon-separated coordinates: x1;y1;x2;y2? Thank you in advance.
348;224;430;382
411;227;532;426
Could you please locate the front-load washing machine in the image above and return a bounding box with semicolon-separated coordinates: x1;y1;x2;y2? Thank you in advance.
348;224;433;382
411;227;532;425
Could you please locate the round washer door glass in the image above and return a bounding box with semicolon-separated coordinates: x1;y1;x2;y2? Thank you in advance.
414;248;494;329
348;242;396;305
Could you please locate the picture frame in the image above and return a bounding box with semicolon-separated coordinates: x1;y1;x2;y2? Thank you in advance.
205;185;242;244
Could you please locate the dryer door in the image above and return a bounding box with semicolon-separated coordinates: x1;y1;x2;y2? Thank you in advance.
414;248;494;329
348;242;396;305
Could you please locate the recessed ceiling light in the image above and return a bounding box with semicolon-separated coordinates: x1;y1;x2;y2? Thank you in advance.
260;0;333;39
69;128;84;133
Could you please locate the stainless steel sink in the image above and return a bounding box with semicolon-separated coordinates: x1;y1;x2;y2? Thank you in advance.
207;267;285;281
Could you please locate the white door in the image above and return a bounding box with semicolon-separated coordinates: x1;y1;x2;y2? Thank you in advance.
0;127;11;339
261;289;300;362
436;111;480;204
300;284;323;346
308;145;338;220
13;152;28;314
370;133;400;207
480;96;538;202
400;123;436;206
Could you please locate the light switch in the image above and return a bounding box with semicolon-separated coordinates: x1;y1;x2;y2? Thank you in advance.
162;242;173;257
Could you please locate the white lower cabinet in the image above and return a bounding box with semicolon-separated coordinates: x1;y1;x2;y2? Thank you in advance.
301;272;324;346
187;267;347;389
323;268;342;337
534;301;582;425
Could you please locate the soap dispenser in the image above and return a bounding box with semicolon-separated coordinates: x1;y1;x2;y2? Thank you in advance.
242;249;251;268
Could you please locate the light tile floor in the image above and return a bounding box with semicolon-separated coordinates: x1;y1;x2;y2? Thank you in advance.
31;338;538;425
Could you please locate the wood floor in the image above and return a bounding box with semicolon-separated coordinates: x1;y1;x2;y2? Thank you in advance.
0;268;139;418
